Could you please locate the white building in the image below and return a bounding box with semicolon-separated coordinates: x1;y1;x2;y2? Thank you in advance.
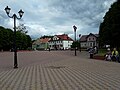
49;34;73;50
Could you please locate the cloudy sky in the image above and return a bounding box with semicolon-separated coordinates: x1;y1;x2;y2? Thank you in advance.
0;0;116;39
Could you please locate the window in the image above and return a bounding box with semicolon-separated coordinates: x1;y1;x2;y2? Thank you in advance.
90;43;92;47
37;45;39;47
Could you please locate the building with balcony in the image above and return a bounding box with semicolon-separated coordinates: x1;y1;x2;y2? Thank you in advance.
49;34;73;50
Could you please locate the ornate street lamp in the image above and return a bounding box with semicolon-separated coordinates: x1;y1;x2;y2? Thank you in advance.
5;6;24;68
73;25;77;56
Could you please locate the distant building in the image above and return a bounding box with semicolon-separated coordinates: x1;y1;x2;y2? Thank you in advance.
80;33;99;48
49;34;73;50
32;38;51;50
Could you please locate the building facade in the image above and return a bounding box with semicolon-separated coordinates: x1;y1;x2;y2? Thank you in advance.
49;34;73;50
32;38;51;50
80;33;99;48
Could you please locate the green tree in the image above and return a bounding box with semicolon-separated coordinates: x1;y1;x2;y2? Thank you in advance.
26;35;32;48
71;40;80;49
0;26;13;51
16;31;32;50
99;0;120;48
16;24;32;50
40;35;53;39
17;24;28;34
0;25;32;51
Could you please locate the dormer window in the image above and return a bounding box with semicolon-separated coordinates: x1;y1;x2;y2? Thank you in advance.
53;36;59;40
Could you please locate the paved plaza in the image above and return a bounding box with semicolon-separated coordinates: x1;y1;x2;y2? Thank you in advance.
0;51;120;90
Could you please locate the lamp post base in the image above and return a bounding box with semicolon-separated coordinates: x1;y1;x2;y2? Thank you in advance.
14;67;18;69
14;65;18;69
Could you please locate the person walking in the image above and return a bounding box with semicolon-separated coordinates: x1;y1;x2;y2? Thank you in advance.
89;47;94;59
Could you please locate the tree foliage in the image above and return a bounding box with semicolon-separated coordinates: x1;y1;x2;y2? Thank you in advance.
0;25;32;51
16;24;32;50
40;35;53;39
0;26;13;51
17;24;28;34
99;0;120;48
71;40;80;49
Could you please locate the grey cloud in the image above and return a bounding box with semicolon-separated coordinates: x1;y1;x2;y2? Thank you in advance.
0;0;116;39
50;0;116;27
0;10;6;21
0;10;9;27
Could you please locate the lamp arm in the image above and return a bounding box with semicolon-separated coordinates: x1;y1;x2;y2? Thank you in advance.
7;14;13;18
8;14;22;19
15;14;22;19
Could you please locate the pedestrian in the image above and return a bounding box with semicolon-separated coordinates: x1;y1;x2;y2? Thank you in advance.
89;47;94;59
111;48;119;62
105;48;112;61
94;46;98;54
49;47;50;52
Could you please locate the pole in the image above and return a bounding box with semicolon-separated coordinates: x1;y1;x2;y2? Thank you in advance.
73;25;77;56
4;6;24;69
13;14;18;68
79;34;81;52
75;30;76;56
79;42;81;52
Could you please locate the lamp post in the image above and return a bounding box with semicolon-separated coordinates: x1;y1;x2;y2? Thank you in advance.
73;25;77;56
5;6;24;68
79;34;81;52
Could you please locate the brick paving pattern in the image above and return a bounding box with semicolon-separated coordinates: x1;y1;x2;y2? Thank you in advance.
0;51;120;90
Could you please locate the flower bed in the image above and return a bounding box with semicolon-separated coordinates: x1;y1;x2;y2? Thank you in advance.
93;55;105;60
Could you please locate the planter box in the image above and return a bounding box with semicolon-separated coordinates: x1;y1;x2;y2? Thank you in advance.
93;55;105;60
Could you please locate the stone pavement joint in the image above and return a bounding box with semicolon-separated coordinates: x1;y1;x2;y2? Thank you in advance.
0;51;120;90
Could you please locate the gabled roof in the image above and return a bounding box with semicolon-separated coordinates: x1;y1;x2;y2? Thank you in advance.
80;33;99;42
39;38;51;43
94;34;99;37
80;35;88;42
33;38;51;45
87;33;99;38
50;34;73;41
56;34;73;41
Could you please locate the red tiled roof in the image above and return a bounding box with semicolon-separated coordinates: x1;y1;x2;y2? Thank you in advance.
56;34;73;41
32;38;51;44
40;38;51;43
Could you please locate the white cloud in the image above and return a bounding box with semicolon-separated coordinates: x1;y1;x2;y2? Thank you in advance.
0;0;117;39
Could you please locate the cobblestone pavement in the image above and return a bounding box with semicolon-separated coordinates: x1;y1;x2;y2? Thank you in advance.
0;51;120;90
